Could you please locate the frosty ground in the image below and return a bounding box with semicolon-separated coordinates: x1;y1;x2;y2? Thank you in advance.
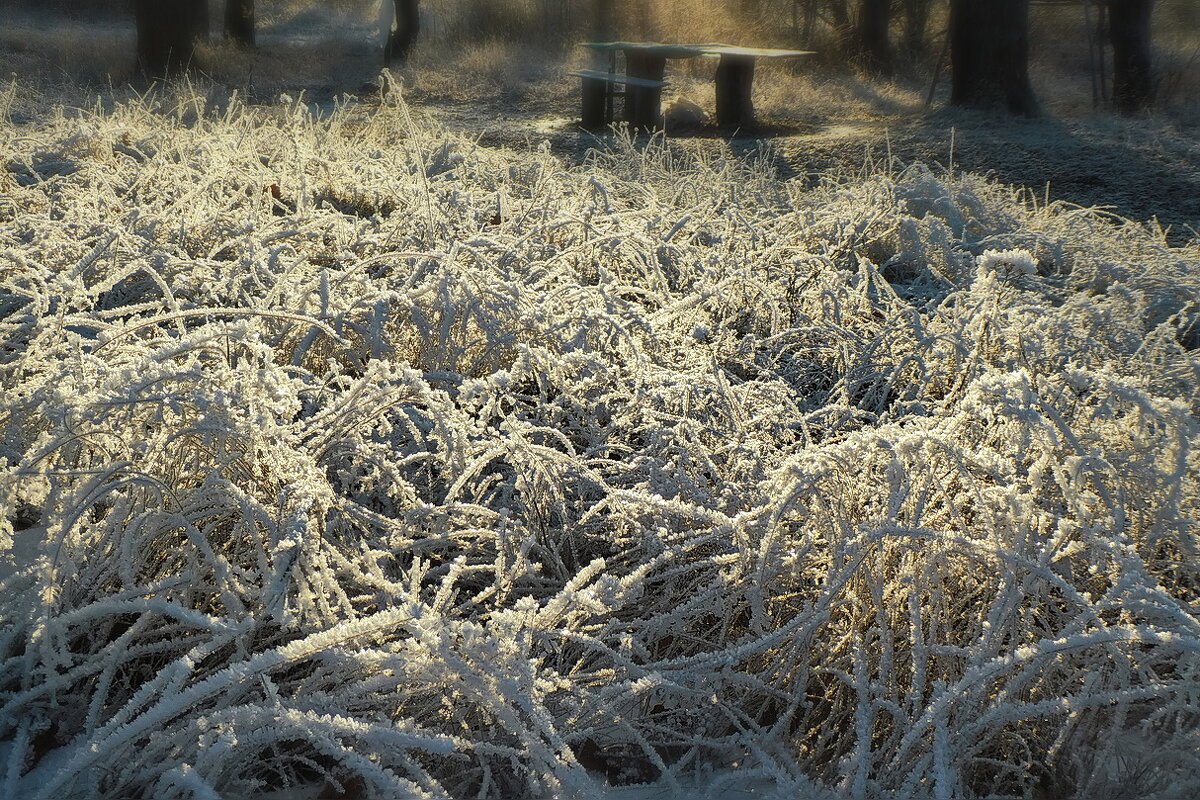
2;10;1200;800
3;4;1199;239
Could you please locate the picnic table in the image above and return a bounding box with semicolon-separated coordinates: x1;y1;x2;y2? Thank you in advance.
575;41;814;130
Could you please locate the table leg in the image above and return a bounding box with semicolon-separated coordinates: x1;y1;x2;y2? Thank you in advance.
625;52;667;131
715;54;756;128
606;50;617;124
580;76;608;129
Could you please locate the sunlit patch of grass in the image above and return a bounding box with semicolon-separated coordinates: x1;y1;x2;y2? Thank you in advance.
0;81;1197;799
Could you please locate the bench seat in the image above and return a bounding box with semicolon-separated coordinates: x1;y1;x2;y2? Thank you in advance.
571;70;669;130
568;69;669;90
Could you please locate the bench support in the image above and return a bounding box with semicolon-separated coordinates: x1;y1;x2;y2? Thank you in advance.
625;53;668;131
580;76;610;129
572;70;668;131
715;54;756;128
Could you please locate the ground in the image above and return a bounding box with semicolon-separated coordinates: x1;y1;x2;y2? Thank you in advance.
2;8;1198;800
431;97;1200;244
3;7;1198;241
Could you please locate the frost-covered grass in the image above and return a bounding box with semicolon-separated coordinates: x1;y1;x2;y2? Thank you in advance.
1;80;1198;800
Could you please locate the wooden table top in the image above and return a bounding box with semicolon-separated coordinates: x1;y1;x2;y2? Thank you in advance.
580;41;708;58
696;45;816;58
580;42;816;59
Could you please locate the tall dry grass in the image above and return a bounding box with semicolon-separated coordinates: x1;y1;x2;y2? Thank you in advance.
0;79;1198;798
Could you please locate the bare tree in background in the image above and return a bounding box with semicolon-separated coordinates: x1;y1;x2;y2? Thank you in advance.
134;0;209;77
900;0;933;57
950;0;1038;115
593;0;615;41
385;0;421;65
826;0;854;47
1108;0;1155;113
224;0;255;48
858;0;892;74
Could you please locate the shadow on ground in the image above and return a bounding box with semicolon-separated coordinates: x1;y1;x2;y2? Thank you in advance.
435;102;1200;243
4;10;1197;242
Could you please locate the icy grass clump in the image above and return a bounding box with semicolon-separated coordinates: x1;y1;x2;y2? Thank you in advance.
1;86;1198;799
976;248;1038;278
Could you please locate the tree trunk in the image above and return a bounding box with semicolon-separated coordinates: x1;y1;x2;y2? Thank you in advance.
825;0;854;41
134;0;209;77
858;0;892;74
1108;0;1155;114
901;0;932;58
593;0;615;41
385;0;420;65
224;0;255;48
826;1;855;53
950;0;1037;115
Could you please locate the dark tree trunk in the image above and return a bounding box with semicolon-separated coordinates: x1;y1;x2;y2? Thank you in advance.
901;0;932;58
1108;0;1155;114
593;0;615;41
134;0;209;77
950;0;1038;115
827;0;853;42
858;0;892;74
224;0;255;48
385;0;421;66
825;0;856;53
